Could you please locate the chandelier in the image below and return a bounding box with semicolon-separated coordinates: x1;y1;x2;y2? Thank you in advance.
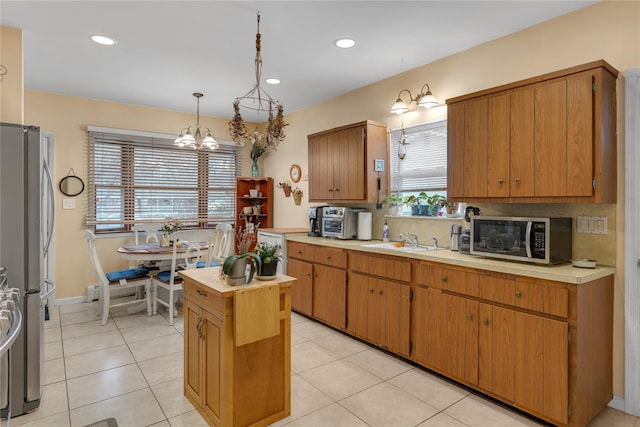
228;12;287;146
174;92;219;150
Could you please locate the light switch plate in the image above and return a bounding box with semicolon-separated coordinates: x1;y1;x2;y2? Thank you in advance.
63;199;76;209
576;216;607;234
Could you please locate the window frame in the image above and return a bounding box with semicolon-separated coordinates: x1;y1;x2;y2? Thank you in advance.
87;126;241;234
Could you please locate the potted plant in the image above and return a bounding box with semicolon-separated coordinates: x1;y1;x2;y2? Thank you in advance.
425;194;446;216
160;218;182;247
255;242;283;277
278;181;292;197
222;252;261;285
384;194;404;216
403;194;422;216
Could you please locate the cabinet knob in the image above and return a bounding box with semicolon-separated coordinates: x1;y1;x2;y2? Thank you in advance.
483;319;489;326
328;188;333;192
305;272;311;276
334;188;339;192
498;179;504;185
378;289;383;295
466;314;473;320
369;288;374;293
326;255;331;260
196;290;207;297
440;276;448;282
514;177;521;184
297;250;302;255
515;290;522;298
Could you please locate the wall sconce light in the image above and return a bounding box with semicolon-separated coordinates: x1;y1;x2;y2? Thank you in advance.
390;83;439;114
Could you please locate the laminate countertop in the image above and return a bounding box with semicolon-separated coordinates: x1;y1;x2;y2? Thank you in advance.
286;235;615;285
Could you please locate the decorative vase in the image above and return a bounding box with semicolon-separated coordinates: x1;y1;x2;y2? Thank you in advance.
259;260;278;277
251;159;259;177
282;185;291;197
293;192;302;206
160;233;171;247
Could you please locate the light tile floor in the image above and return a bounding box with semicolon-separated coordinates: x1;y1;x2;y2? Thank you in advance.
8;301;640;427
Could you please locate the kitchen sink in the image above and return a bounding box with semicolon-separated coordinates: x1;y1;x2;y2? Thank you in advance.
361;242;438;253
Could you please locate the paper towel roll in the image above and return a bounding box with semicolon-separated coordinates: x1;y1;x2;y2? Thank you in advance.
357;212;372;240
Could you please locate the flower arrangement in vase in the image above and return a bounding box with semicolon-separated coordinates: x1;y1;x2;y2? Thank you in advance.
160;218;182;246
278;181;292;197
255;242;283;277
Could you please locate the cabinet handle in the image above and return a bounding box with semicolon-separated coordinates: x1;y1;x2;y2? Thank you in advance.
483;319;489;326
334;188;339;192
514;177;521;184
314;273;318;277
326;255;331;260
328;188;333;192
498;179;504;185
305;272;311;276
369;288;374;293
515;290;522;298
378;289;383;295
196;290;207;297
297;250;302;255
440;276;448;282
466;314;473;320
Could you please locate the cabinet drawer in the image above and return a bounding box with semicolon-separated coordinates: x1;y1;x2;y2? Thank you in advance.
184;281;224;317
515;279;568;318
314;246;347;269
415;261;477;296
350;251;411;282
288;241;311;260
479;274;515;306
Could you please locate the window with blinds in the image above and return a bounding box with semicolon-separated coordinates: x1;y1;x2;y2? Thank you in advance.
389;119;447;195
88;127;240;233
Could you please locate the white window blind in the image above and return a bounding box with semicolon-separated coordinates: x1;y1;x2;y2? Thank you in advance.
87;127;240;232
389;120;447;193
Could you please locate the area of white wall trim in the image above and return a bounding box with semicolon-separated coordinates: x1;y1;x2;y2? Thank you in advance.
624;67;640;417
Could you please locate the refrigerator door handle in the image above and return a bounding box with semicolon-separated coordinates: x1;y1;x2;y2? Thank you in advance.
42;161;54;256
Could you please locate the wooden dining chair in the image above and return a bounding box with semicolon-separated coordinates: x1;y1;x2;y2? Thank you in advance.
152;230;201;325
197;223;233;268
85;230;152;325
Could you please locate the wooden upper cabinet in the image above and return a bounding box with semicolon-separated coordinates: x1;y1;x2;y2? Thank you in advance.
308;120;388;203
447;60;618;203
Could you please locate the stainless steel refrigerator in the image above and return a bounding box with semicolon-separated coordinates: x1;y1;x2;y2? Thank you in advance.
0;123;55;420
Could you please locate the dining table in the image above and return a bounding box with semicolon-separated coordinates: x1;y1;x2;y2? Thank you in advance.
117;241;209;263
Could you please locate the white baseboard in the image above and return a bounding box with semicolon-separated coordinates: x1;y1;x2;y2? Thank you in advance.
55;295;89;305
608;395;625;412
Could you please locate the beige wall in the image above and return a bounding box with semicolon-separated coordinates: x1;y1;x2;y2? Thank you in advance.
0;26;24;123
21;1;639;398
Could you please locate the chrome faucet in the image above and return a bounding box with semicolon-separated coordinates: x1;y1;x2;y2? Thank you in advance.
432;237;439;250
398;233;419;247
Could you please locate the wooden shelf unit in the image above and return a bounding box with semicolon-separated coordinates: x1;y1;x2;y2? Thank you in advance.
235;177;273;250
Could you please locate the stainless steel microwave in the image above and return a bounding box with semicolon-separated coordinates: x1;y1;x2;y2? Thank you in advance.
470;216;572;265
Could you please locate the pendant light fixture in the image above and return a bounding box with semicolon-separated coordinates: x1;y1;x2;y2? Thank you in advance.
390;83;439;114
174;93;219;150
228;12;287;146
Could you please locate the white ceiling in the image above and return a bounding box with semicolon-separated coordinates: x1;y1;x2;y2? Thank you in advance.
1;1;596;122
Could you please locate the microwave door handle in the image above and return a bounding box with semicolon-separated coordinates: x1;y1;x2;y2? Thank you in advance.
525;222;533;258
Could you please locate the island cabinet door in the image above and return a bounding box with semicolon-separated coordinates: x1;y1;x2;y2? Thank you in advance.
184;298;223;425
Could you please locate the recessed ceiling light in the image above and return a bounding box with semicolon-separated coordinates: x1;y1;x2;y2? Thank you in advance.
335;38;355;49
91;35;117;46
266;78;280;85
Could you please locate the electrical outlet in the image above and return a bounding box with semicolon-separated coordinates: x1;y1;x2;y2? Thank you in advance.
576;216;607;234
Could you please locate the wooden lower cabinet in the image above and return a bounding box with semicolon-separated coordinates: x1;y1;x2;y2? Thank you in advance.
287;241;347;329
413;287;478;384
288;258;313;316
313;263;347;329
347;272;411;356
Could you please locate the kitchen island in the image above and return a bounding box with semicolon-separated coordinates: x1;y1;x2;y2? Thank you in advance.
179;267;295;427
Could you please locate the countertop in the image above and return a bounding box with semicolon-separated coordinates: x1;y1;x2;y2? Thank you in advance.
179;267;296;297
258;228;308;234
286;235;615;285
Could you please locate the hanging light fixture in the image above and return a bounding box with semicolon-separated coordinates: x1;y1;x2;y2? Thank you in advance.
228;12;287;145
390;83;439;114
174;92;219;150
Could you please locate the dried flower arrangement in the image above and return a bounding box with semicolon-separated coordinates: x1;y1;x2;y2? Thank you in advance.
235;226;257;254
228;102;288;158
